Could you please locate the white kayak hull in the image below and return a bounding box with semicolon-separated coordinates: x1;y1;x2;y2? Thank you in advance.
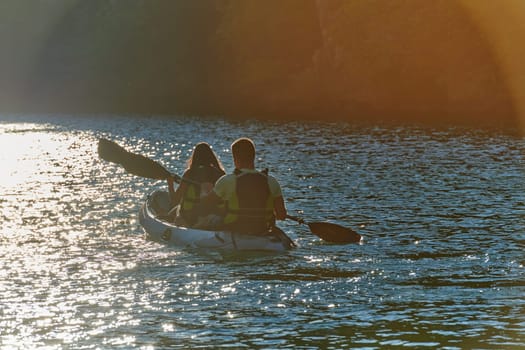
138;190;295;252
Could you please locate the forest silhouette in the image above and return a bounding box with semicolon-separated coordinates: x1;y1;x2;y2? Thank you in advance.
1;0;523;131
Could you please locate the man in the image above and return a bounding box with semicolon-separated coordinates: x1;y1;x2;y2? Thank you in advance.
197;137;287;233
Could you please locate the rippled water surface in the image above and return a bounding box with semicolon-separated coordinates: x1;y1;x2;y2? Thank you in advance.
1;114;524;349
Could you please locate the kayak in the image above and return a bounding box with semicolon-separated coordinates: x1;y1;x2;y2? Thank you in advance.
138;190;295;252
99;138;361;244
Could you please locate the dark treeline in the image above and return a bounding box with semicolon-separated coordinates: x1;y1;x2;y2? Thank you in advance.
0;0;520;129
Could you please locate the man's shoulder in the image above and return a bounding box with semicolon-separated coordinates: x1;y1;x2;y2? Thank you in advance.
213;173;236;198
215;173;235;186
219;173;236;180
266;173;281;184
266;174;283;196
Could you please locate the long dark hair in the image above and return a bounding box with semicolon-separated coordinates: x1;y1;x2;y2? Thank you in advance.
187;142;224;172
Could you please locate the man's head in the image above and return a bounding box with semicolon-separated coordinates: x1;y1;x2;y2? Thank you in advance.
231;137;255;168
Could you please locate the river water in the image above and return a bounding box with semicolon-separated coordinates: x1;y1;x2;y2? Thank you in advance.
0;114;524;349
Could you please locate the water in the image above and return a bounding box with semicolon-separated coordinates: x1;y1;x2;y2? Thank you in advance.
1;114;524;349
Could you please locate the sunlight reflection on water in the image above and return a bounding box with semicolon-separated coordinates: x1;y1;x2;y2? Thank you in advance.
0;115;524;348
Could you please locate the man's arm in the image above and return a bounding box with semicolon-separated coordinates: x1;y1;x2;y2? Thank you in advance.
273;195;287;220
269;176;287;220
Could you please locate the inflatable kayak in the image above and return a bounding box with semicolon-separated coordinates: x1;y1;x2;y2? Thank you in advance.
138;190;295;252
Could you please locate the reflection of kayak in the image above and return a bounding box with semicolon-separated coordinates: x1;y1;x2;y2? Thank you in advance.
138;190;295;252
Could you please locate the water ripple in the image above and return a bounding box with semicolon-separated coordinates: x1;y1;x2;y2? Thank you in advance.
0;115;524;348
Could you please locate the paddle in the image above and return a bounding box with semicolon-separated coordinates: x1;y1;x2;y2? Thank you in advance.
286;214;362;244
98;138;179;181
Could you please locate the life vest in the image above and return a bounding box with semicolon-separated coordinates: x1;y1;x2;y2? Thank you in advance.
224;169;274;232
179;165;223;222
179;181;200;215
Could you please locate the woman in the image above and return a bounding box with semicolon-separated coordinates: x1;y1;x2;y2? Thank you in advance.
166;142;225;226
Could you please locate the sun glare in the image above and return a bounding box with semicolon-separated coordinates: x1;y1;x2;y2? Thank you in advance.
0;125;61;189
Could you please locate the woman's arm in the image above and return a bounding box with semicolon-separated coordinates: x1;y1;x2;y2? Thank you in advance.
167;173;188;207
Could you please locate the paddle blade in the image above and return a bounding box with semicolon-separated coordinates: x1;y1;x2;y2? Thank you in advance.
97;138;171;180
98;138;128;164
307;222;362;244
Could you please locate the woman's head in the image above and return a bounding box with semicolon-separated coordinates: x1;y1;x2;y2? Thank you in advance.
187;142;224;170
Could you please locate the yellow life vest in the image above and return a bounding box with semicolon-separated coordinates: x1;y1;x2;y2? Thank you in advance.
180;165;224;223
224;169;274;232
